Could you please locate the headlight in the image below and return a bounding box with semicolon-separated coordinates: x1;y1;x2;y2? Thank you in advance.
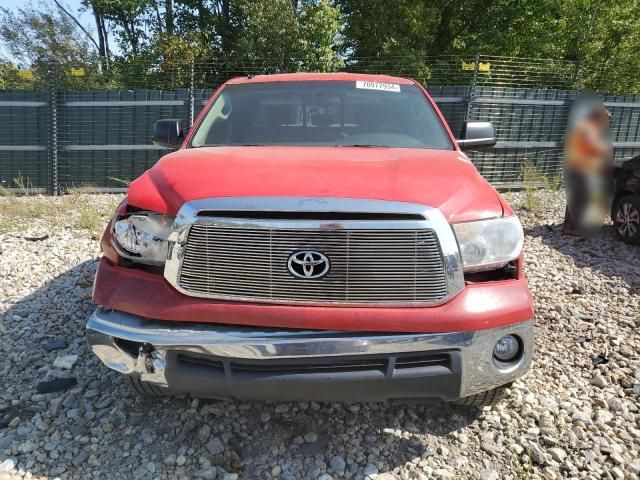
452;216;523;272
112;214;174;264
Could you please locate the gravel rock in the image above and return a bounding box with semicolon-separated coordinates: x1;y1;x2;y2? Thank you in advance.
193;467;216;479
53;354;78;369
548;447;567;462
591;374;608;388
36;377;77;393
363;463;379;478
303;431;318;443
330;455;346;473
528;443;547;465
479;470;499;480
0;460;15;474
42;338;67;352
205;437;224;455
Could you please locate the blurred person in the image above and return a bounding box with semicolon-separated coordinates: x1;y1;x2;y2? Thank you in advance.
563;102;612;236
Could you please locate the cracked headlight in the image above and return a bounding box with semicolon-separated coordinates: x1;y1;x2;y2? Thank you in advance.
112;214;174;264
452;216;524;272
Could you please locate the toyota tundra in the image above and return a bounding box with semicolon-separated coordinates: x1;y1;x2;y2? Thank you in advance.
87;73;534;406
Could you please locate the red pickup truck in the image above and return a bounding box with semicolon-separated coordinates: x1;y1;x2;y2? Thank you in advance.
87;73;533;406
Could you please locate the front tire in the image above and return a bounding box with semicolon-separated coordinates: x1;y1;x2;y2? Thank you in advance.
451;386;507;407
614;195;640;244
125;375;167;397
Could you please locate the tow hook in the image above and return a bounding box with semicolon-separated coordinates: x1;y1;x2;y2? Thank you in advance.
137;344;167;385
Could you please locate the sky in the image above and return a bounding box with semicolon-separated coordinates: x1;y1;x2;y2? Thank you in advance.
1;0;98;62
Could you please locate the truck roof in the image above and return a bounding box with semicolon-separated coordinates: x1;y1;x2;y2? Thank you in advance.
225;72;417;85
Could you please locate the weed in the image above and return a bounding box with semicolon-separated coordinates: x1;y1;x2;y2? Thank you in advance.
0;193;120;235
12;175;37;195
520;160;563;215
76;201;108;236
106;177;131;187
0;216;15;234
0;185;13;197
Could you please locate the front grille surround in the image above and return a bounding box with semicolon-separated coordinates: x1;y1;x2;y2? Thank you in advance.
163;197;465;307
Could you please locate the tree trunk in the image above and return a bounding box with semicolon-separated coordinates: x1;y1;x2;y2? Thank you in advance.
431;3;455;54
220;0;230;55
53;0;101;54
100;16;111;64
154;1;163;33
123;22;138;54
93;10;107;64
165;0;174;35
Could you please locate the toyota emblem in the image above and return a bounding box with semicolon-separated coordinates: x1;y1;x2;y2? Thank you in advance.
287;251;330;279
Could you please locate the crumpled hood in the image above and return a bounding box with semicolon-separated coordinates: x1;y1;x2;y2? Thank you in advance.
127;146;505;222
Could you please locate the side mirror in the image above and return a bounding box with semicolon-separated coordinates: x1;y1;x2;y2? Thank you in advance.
457;121;496;150
152;119;185;149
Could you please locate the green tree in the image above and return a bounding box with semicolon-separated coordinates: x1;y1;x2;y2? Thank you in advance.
570;0;640;93
3;0;640;93
232;0;342;73
0;62;37;90
337;0;435;81
0;2;103;88
86;0;151;56
234;0;302;69
298;0;344;71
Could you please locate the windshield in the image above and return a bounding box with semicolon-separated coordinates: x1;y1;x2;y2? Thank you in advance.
190;81;453;149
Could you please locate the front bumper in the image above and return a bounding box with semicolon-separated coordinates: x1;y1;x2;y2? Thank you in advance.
87;308;533;402
93;257;534;333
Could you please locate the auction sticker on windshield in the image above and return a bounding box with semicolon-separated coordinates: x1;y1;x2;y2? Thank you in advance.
355;81;401;92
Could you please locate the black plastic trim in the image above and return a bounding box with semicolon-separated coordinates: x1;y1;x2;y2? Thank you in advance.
165;350;462;402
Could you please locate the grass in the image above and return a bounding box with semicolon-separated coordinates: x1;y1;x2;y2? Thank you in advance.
0;192;121;236
0;185;13;197
76;201;111;235
0;215;14;233
520;160;562;216
11;174;38;195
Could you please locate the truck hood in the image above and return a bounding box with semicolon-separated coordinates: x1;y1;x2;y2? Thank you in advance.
127;146;505;222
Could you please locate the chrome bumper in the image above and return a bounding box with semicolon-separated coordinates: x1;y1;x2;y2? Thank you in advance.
87;307;533;402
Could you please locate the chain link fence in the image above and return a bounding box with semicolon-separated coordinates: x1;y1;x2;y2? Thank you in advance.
1;54;639;193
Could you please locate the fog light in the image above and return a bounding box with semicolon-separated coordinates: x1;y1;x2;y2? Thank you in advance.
493;335;520;362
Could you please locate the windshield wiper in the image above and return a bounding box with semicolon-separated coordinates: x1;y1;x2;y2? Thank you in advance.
192;143;266;148
335;144;390;148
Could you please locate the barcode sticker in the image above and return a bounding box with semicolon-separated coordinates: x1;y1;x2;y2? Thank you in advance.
355;81;401;92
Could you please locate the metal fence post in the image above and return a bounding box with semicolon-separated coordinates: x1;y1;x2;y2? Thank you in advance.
189;59;195;127
465;52;480;121
47;65;59;196
575;59;585;92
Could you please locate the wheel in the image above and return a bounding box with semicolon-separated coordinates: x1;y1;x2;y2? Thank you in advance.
614;195;640;244
451;386;507;407
125;375;167;397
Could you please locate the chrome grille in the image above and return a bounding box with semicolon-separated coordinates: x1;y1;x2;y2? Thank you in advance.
178;224;449;305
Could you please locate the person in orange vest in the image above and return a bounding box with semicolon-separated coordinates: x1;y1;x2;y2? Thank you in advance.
563;105;612;236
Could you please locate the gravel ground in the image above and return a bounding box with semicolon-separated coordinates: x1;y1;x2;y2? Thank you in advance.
1;191;639;480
